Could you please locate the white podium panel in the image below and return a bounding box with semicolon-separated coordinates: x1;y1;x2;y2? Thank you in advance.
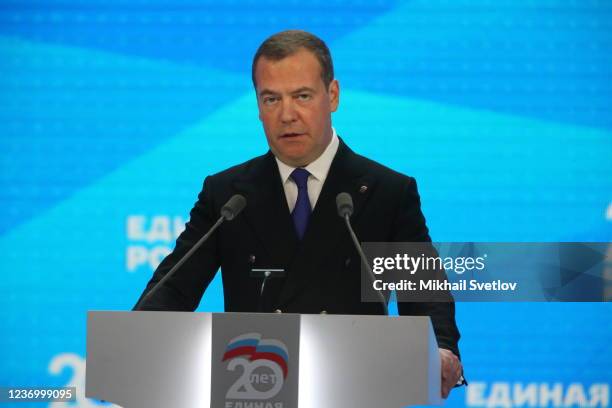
86;311;441;408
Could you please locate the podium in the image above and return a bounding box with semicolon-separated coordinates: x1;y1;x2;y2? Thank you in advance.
86;311;442;408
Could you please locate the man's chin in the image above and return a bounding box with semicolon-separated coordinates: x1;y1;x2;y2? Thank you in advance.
273;146;312;167
281;157;309;167
276;152;311;167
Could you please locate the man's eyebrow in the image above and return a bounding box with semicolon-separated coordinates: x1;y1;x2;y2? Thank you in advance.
258;89;279;97
258;87;317;97
291;87;316;94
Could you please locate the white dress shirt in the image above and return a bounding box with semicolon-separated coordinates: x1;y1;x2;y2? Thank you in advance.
275;128;339;212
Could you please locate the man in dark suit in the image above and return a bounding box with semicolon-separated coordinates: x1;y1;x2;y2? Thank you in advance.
135;30;463;397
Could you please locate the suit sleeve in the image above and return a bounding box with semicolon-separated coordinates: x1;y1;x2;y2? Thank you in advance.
133;176;221;311
393;177;462;358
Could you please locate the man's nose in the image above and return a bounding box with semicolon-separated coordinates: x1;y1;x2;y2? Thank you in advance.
280;99;298;123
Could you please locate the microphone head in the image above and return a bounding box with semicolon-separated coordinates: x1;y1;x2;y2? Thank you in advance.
336;192;354;218
221;194;247;221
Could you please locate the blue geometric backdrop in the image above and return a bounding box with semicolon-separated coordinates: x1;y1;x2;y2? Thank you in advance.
0;1;610;407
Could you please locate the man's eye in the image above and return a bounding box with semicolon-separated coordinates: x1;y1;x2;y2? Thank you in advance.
297;94;312;101
263;97;278;105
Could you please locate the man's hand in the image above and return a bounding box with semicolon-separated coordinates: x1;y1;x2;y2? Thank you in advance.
439;348;462;399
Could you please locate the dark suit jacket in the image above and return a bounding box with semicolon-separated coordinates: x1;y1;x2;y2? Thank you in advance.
135;138;461;356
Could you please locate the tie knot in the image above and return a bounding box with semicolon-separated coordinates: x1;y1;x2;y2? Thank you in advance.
290;168;310;189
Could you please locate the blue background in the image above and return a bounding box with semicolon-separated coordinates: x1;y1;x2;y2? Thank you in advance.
0;1;610;407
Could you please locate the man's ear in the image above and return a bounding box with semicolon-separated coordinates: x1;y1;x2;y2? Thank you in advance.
256;93;263;121
328;79;340;112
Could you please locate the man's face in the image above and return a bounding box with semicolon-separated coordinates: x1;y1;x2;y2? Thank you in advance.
254;48;339;167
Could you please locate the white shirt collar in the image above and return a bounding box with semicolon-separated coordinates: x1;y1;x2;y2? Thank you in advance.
276;127;339;183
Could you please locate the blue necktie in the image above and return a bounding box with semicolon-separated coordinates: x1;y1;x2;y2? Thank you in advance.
290;168;311;240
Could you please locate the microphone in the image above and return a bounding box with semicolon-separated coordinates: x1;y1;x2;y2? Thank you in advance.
336;192;389;315
336;192;353;218
221;194;246;221
134;194;247;310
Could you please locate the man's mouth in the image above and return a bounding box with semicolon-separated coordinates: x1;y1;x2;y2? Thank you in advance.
280;132;305;139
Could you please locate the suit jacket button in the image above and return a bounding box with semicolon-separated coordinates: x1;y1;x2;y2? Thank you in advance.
345;258;351;267
274;309;282;314
248;254;256;264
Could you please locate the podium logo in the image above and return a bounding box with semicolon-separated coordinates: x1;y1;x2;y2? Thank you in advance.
222;333;289;402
